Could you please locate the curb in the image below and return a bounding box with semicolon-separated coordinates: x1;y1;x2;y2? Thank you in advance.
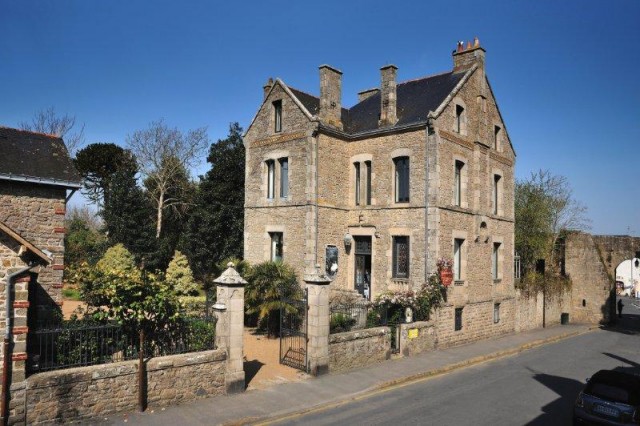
235;326;597;426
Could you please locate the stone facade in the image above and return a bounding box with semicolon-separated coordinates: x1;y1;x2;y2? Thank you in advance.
21;349;226;424
244;40;516;345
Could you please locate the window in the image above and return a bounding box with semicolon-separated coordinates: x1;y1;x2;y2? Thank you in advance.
394;156;410;203
493;174;501;215
494;125;501;151
266;160;275;199
365;161;372;205
270;232;283;262
273;100;282;133
392;236;409;279
279;158;288;198
492;242;501;280
454;160;464;206
494;303;500;324
454;238;464;281
354;162;361;205
455;104;465;133
455;307;463;331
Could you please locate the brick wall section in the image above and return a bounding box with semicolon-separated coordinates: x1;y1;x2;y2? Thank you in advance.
565;232;613;324
329;327;390;373
18;349;226;425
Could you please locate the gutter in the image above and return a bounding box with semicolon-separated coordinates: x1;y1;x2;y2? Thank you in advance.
0;173;82;190
2;264;33;424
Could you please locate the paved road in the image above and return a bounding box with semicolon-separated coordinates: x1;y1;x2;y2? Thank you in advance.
277;297;640;426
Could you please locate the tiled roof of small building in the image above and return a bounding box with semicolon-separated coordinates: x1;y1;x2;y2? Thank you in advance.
288;71;466;134
0;126;81;188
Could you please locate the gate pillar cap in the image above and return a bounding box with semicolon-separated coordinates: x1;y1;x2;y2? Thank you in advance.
304;264;331;285
213;262;248;286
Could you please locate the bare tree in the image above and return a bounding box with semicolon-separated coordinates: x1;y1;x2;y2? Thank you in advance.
127;119;208;239
20;106;85;155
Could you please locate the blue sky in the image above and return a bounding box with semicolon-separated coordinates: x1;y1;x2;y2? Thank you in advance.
1;0;638;236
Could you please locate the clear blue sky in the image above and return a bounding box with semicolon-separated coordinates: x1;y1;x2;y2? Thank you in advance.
1;0;638;236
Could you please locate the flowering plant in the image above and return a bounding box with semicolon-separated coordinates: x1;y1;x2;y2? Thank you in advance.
436;257;454;270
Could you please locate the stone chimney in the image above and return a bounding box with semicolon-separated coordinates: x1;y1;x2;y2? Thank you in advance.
318;65;343;130
378;65;398;127
263;77;274;100
452;37;485;72
357;88;380;103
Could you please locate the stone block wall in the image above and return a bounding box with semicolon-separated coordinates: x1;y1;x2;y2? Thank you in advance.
514;289;572;332
328;327;390;374
399;320;436;357
19;348;226;425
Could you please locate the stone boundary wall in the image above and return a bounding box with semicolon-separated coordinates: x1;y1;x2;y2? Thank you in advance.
21;349;226;424
329;327;390;374
515;289;572;332
399;320;436;357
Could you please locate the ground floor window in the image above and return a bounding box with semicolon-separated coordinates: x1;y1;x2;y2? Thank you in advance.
494;303;500;324
455;307;463;331
392;236;409;279
270;232;283;262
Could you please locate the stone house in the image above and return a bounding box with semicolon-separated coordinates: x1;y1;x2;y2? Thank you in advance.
0;126;80;385
244;40;516;344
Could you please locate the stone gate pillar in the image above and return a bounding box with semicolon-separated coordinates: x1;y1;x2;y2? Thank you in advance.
304;266;331;376
213;263;247;394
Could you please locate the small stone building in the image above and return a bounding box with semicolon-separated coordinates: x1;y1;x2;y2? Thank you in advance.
0;126;80;386
244;40;516;344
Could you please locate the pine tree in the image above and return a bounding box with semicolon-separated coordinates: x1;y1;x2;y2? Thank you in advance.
165;250;199;296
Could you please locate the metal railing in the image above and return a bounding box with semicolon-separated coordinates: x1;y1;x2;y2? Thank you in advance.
28;316;217;373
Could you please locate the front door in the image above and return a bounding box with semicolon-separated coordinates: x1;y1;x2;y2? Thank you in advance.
354;236;372;300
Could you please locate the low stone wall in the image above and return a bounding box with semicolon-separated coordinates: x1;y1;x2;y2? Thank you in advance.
22;349;226;424
399;320;436;357
515;289;572;332
329;327;390;373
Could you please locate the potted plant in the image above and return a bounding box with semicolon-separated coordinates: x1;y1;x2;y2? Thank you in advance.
437;258;454;287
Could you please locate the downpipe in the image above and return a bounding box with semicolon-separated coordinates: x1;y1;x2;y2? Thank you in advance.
2;265;32;425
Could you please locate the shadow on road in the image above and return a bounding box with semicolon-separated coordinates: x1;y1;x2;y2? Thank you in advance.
526;373;583;425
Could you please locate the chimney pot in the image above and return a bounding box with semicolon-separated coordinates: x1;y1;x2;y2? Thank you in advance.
263;77;274;100
452;38;486;72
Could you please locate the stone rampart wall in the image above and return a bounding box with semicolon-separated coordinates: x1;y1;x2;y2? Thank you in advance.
328;327;390;374
21;349;226;425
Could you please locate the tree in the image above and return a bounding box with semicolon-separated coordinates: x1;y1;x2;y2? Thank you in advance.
74;143;138;207
181;123;245;280
20;106;85;155
127;119;209;238
165;251;199;296
64;206;108;268
515;169;590;273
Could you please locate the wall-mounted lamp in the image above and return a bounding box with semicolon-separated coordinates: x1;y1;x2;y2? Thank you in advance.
344;233;352;250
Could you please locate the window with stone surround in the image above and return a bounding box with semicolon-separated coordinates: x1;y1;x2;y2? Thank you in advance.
279;157;288;198
394;156;410;203
494;303;500;324
354;162;361;205
492;242;501;280
454;160;464;206
455;307;463;331
493;174;502;215
454;238;464;281
270;232;283;262
392;236;409;279
455;104;465;134
494;125;501;151
266;160;275;199
273;100;282;133
365;160;372;205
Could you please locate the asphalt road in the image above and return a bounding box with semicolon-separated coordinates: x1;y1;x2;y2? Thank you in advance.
278;297;640;426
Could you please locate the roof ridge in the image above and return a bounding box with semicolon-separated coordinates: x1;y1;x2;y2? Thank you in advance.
397;70;453;86
0;126;59;140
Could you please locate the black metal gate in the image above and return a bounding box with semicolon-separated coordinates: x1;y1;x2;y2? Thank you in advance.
279;288;308;372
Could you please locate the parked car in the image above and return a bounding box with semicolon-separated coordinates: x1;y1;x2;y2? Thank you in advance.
574;370;640;425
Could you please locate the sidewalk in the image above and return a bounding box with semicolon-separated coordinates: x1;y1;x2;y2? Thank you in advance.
105;323;595;425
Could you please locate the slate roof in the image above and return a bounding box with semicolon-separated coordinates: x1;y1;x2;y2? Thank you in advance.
288;71;466;135
0;127;81;188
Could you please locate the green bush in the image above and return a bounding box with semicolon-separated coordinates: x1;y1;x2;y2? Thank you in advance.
330;313;356;333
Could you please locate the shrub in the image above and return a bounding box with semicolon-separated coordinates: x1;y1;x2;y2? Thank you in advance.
166;250;199;296
330;313;356;333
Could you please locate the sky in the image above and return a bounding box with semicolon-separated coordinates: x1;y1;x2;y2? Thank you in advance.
1;0;638;236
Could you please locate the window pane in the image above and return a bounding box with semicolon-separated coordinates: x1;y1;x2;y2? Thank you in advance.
493;243;500;279
270;232;283;262
354;162;360;205
274;101;282;132
455;308;463;331
454;239;463;280
394;157;409;203
280;158;288;198
493;175;501;214
494;304;500;323
267;161;275;199
393;236;409;278
365;161;372;205
455;161;463;206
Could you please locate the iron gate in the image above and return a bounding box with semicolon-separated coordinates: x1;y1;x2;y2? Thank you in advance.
279;288;308;372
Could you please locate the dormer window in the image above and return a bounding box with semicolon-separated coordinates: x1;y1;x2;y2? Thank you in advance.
273;100;282;133
455;104;465;134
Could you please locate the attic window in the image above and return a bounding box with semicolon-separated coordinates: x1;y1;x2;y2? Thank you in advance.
455;105;465;134
273;100;282;133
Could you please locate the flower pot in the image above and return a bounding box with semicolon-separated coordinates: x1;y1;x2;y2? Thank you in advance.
440;268;453;287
